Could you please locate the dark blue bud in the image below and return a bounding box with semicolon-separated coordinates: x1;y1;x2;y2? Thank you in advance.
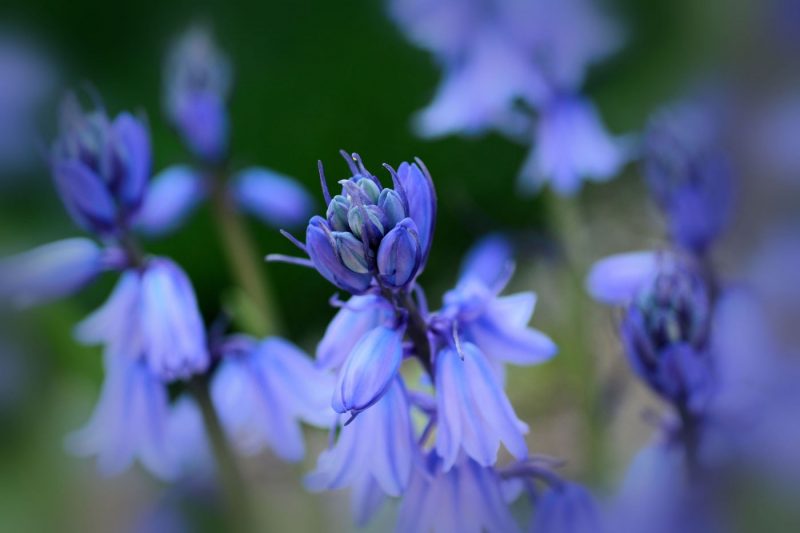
621;260;712;409
377;218;421;289
326;195;351;231
378;188;406;228
333;232;371;274
305;216;372;294
348;205;385;245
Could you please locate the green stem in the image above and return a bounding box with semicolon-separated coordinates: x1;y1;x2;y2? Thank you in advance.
209;173;282;336
191;376;254;533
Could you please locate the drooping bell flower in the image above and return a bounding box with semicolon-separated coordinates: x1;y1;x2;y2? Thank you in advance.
50;93;151;235
163;24;231;162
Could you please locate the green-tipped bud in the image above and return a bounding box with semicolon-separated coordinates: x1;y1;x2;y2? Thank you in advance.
378;189;405;228
326;195;351;231
357;178;381;203
347;205;384;243
333;231;371;274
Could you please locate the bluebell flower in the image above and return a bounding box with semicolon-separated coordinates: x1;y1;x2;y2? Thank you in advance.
643;98;733;254
316;294;395;370
211;335;335;461
332;324;406;416
134;165;207;236
163;25;231;162
435;342;528;469
167;395;214;480
586;250;666;305
531;482;604;533
280;153;435;295
439;236;557;369
519;94;630;196
76;258;210;381
620;258;713;411
51;93;151;235
306;378;415;524
396;453;520;533
231;166;315;228
66;351;176;480
0;238;108;307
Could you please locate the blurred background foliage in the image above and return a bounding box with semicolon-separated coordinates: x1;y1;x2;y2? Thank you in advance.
0;0;755;531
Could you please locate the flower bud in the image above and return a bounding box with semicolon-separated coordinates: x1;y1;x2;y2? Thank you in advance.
378;188;406;228
347;205;384;246
326;195;351;231
357;177;381;203
377;218;421;289
621;260;712;409
306;216;372;294
334;232;371;274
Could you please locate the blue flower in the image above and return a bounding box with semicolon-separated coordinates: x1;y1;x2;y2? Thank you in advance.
51;93;151;235
435;343;528;469
519;94;630;196
231;166;315;228
332;325;405;416
306;378;415;524
620;258;713;410
586;250;666;305
0;238;108;307
163;25;231;162
211;336;335;462
283;153;435;295
134;165;207;236
66;351;176;480
439;236;556;369
76;258;209;381
396;453;520;533
531;482;604;533
643;98;733;254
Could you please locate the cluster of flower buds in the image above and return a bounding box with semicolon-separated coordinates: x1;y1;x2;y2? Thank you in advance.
303;152;435;294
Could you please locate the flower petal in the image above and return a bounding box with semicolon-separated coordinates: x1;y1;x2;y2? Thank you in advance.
112;112;151;211
134;165;206;236
316;295;394;370
395;161;436;270
52;160;116;233
232;166;315;228
586;250;661;305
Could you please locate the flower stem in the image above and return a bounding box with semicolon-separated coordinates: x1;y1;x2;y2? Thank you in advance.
209;172;282;336
190;375;255;533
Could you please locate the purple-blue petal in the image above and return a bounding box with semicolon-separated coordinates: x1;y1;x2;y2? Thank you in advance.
306;216;372;294
316;295;394;370
52;160;117;233
586;251;662;305
134;165;206;236
395;161;436;270
112;112;152;211
232;166;315;228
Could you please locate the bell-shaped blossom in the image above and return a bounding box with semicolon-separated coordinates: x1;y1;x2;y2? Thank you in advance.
0;238;107;307
586;250;666;305
441;236;556;367
76;258;209;381
316;294;395;370
231;166;314;228
212;336;335;462
66;351;175;480
166;394;214;480
163;25;231;161
396;453;520;533
134;165;206;236
531;482;604;533
306;379;415;515
50;93;151;235
281;154;436;294
435;343;528;470
519;95;630;196
332;325;405;415
620;259;713;410
643;98;733;254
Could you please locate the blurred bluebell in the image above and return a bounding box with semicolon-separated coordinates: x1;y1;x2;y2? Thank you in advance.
134;165;207;236
306;378;414;523
519;94;630;196
0;238;108;307
163;25;231;162
620;258;713;411
66;351;176;480
531;482;603;533
76;258;210;381
167;395;214;480
211;336;335;462
396;452;520;533
377;218;422;288
316;294;395;370
332;325;405;415
643;98;733;254
231;166;315;228
435;343;528;470
51;93;151;235
586;250;664;305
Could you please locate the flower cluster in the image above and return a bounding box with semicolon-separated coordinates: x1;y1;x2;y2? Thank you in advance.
388;0;630;195
272;152;602;530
